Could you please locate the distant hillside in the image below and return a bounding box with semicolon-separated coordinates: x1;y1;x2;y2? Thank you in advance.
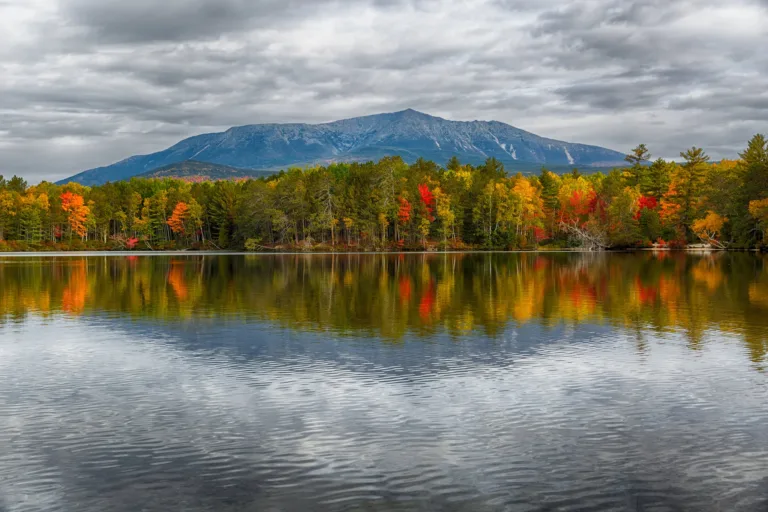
137;160;276;182
60;109;628;185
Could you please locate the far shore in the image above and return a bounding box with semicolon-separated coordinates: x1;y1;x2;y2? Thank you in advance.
0;248;762;257
0;249;600;257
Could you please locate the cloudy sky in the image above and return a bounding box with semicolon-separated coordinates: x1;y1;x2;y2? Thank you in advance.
2;0;767;182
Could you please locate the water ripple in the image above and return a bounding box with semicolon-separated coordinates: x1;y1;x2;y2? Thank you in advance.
0;318;767;511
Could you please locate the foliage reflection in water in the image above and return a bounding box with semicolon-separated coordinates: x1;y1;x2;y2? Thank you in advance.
1;252;767;364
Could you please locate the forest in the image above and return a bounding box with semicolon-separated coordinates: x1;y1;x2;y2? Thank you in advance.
1;135;767;252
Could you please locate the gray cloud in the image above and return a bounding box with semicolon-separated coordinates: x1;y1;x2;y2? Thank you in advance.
1;0;767;182
62;0;323;43
59;0;417;44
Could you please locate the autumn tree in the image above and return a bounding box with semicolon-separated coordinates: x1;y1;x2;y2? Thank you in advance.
0;189;17;241
60;191;90;239
692;211;728;248
418;184;435;222
432;186;455;244
669;147;710;240
512;178;543;246
558;177;607;250
748;198;768;244
168;201;190;236
397;197;412;243
607;187;641;247
734;134;768;245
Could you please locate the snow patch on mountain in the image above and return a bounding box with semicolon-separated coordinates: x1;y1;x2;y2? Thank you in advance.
564;147;575;165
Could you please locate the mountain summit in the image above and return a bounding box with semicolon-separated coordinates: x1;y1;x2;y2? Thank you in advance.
61;110;627;185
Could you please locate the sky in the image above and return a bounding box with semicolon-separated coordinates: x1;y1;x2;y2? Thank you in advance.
1;0;767;182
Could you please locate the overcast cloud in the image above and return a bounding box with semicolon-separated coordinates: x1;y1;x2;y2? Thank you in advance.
1;0;767;181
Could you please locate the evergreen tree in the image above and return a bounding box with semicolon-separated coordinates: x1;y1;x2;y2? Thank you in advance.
624;144;651;188
674;147;710;239
733;134;768;245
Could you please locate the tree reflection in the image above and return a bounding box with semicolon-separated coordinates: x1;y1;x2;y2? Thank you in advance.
0;252;767;365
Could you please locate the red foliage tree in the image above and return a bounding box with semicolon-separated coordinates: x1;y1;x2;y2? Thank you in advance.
397;197;412;224
634;195;658;220
563;189;599;226
418;184;435;221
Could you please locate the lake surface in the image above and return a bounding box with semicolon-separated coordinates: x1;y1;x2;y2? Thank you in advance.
1;252;767;511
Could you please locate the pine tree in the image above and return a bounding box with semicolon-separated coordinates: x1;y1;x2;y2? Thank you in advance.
624;144;651;188
674;147;710;239
734;134;768;245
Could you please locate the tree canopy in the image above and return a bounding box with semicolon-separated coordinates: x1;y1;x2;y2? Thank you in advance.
0;135;766;251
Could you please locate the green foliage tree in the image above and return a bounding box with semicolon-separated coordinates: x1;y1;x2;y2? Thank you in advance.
673;147;710;240
624;144;651;188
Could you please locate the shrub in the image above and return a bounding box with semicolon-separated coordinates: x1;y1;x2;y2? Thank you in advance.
667;238;687;250
244;238;261;252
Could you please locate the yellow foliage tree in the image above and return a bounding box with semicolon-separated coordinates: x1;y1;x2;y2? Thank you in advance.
692;211;727;248
748;198;768;243
432;186;455;243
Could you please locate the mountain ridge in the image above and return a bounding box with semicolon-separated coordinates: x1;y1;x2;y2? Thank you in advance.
60;109;627;185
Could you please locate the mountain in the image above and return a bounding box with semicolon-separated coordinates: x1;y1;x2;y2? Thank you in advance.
61;109;627;185
137;160;276;181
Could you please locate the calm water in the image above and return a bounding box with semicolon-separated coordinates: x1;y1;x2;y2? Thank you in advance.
1;252;768;511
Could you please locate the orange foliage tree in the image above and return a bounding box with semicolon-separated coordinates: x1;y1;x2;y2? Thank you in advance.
168;201;190;236
60;191;90;239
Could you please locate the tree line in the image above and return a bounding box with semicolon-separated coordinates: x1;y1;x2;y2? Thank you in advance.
1;135;767;251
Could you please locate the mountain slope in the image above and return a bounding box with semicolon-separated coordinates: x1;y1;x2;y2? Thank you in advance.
61;109;627;185
137;160;276;181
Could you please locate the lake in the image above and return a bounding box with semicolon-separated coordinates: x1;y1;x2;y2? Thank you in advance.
1;252;767;511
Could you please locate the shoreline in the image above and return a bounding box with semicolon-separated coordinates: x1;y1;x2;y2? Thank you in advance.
0;249;600;257
0;248;762;257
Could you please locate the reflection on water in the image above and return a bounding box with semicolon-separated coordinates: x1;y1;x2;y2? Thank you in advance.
1;252;768;363
1;253;768;511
